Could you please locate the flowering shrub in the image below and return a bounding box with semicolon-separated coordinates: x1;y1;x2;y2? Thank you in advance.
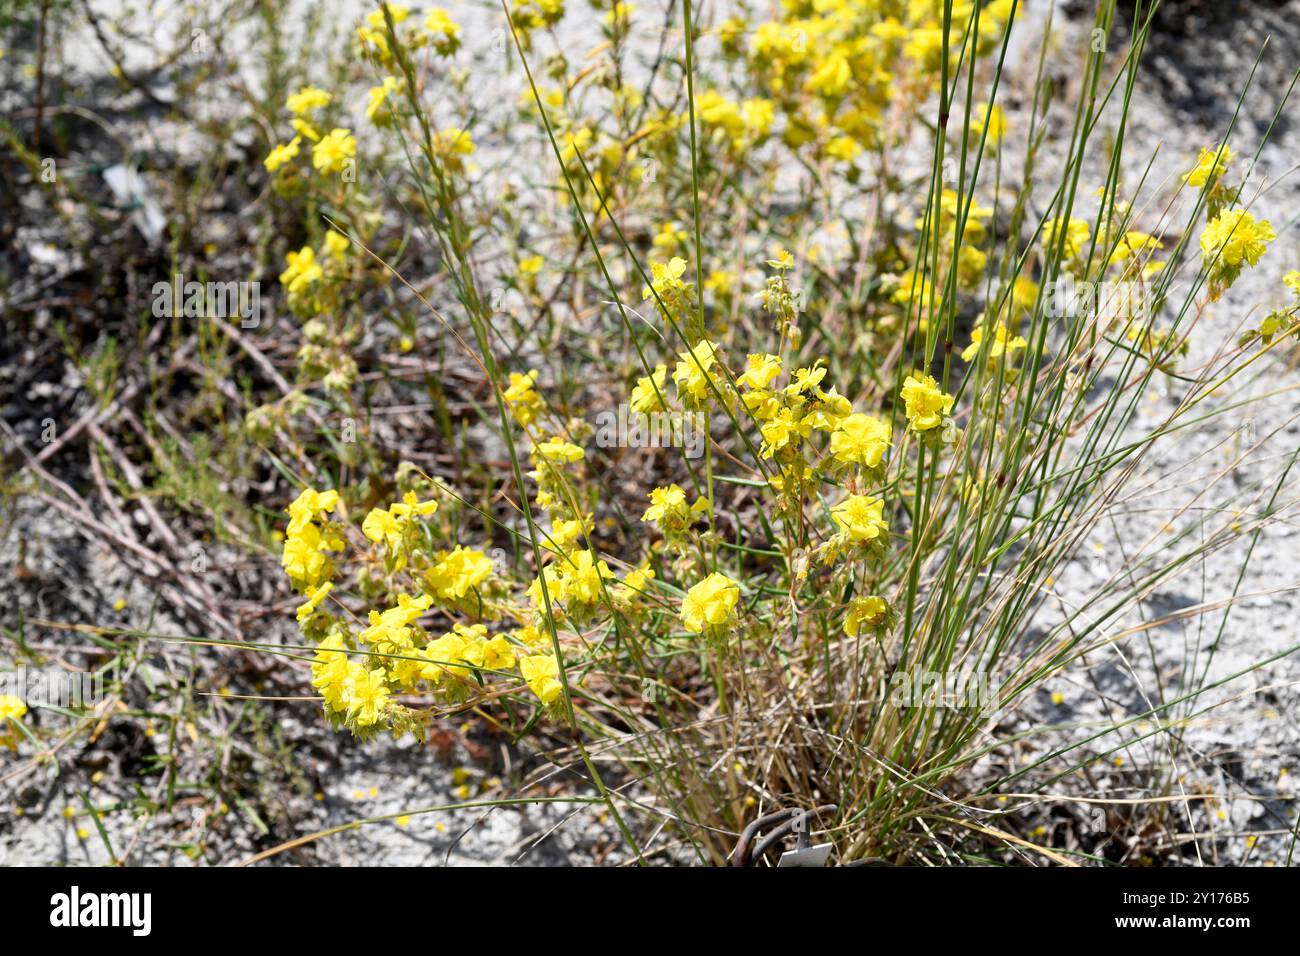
243;1;1299;863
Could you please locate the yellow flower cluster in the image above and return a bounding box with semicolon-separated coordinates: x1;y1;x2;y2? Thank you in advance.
362;492;438;570
1200;208;1275;300
426;546;493;602
281;488;343;592
264;84;356;182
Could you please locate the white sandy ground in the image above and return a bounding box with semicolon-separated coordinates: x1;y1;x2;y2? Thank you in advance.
2;0;1299;864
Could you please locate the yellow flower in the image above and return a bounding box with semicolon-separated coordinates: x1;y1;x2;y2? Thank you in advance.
831;494;889;543
290;117;320;142
341;662;390;727
705;269;737;296
286;86;331;115
737;353;782;391
672;339;721;407
1184;144;1232;188
904;25;946;72
702;90;743;141
366;76;400;123
426;546;493;601
844;596;889;637
424;7;461;54
514;624;547;647
766;247;794;271
554;549;612;606
1112;230;1164;264
826;136;862;163
361;506;402;554
482;635;516;671
759;406;808;458
785;365;826;396
545;516;587;553
433;127;475;173
642;484;688;524
295;582;333;623
805;53;851;97
621;566;655;599
901;372;954;431
534;436;584;463
287;487;339;526
969;103;1006;146
366;2;410;29
603;1;635;26
0;694;27;724
264;136;301;172
629;364;669;414
642;484;706;535
311;634;351;708
282;488;344;590
504;369;543;426
361;593;433;654
323;230;350;262
1283;270;1300;297
280;246;322;294
1044;216;1091;261
652;221;689;251
680;572;741;634
830;413;892;468
520;653;563;704
1200;209;1275;268
362;492;437;566
643;255;689;302
741;98;775;137
282;521;332;587
312;128;356;175
421;628;471;683
519;255;544;277
961;323;1028;364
